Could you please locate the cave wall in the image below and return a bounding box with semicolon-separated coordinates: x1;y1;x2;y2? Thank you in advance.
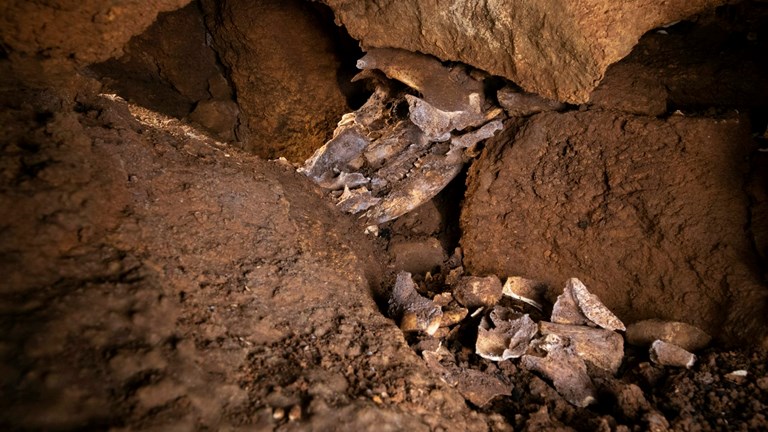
0;0;192;87
199;0;353;161
321;0;726;103
90;3;239;141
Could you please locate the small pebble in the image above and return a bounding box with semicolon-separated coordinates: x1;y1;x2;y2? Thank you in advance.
725;370;749;383
272;407;285;420
757;376;768;391
288;405;302;421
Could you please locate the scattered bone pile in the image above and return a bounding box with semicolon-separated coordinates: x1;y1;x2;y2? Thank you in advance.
299;48;562;225
388;263;712;408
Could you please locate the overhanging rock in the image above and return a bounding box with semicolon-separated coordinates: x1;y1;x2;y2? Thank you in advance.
321;0;724;103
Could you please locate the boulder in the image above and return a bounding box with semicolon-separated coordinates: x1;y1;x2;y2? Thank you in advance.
322;0;723;103
461;110;767;344
0;0;191;85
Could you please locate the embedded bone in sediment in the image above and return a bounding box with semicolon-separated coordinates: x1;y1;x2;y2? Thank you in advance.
502;276;548;311
300;48;506;225
336;186;381;214
387;271;443;335
365;151;464;224
299;124;369;184
521;334;597;407
476;306;538;361
538;321;624;375
649;340;697;368
356;47;484;112
497;86;566;117
625;319;711;352
551;278;625;331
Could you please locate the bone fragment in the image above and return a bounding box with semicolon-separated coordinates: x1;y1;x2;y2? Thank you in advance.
387;272;442;335
336;186;381;214
551;280;588;326
497;86;566;117
502;276;548;310
558;278;625;331
521;334;596;407
440;305;469;327
476;306;538;361
356;48;483;112
453;275;503;309
539;321;624;375
299;125;369;182
365;152;463;224
649;340;696;368
626;319;711;352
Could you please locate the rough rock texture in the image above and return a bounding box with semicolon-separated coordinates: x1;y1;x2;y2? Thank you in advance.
322;0;723;103
461;111;767;344
200;0;350;161
90;3;238;141
0;0;191;86
0;91;488;431
589;2;768;115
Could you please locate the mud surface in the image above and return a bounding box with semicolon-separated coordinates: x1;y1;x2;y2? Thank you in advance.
0;90;490;430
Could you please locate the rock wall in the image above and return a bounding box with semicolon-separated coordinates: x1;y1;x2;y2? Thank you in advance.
322;0;724;103
460;110;767;345
200;0;351;161
90;3;239;141
0;0;191;86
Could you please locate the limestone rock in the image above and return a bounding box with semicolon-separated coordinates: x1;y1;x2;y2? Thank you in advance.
90;3;236;141
588;63;668;117
200;0;349;161
649;340;696;368
1;0;192;81
626;319;711;352
453;276;503;309
322;0;724;103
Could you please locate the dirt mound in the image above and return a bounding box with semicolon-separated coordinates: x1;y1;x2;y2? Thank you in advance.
0;90;488;430
461;110;767;345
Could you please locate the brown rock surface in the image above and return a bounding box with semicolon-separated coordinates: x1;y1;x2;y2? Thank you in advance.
322;0;723;103
0;0;191;85
89;3;237;141
589;3;768;115
461;110;767;344
0;90;487;431
200;0;350;161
